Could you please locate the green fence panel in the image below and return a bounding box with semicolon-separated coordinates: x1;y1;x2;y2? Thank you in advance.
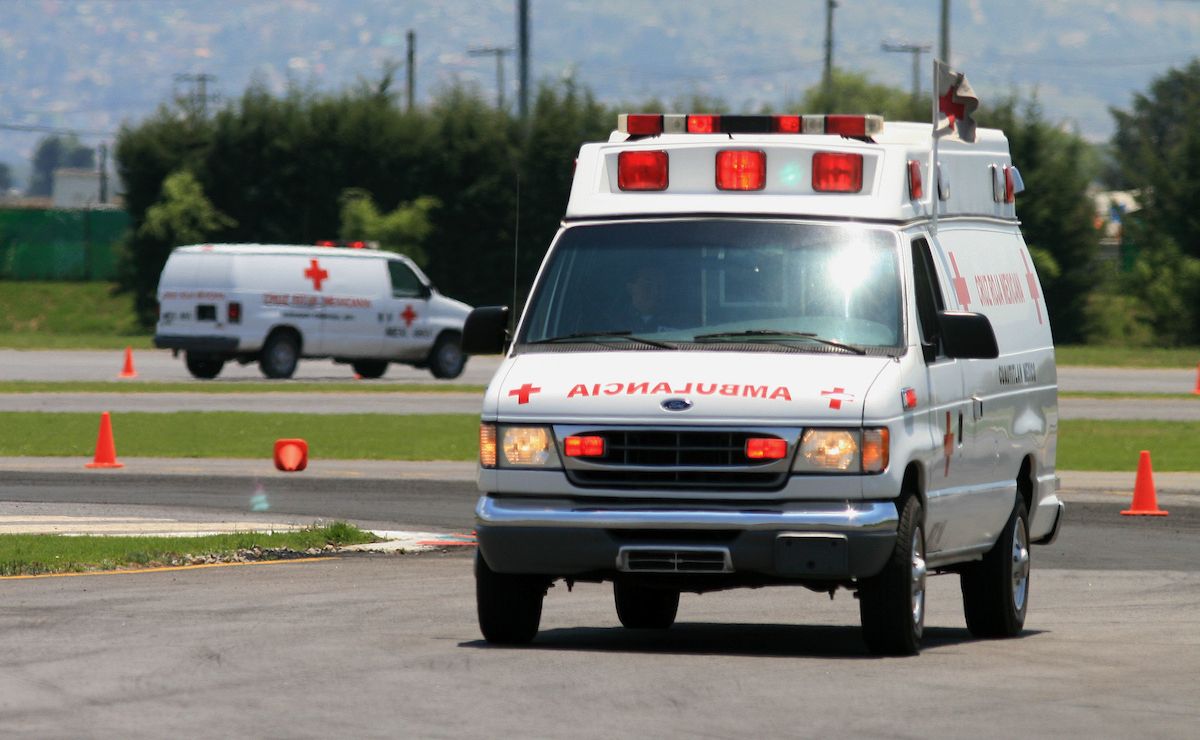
0;208;130;280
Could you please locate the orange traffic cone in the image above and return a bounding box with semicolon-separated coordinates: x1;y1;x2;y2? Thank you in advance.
1121;450;1167;516
1192;363;1199;395
274;438;308;472
118;346;138;379
85;411;124;469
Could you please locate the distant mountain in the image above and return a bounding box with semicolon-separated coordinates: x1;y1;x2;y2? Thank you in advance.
2;0;1196;190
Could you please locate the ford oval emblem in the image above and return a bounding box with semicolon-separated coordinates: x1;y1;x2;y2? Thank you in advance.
661;398;693;412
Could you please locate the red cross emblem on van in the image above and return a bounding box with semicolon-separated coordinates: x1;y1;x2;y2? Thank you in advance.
820;387;855;410
304;259;329;291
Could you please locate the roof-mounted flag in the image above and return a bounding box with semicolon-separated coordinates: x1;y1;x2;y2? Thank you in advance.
934;60;979;143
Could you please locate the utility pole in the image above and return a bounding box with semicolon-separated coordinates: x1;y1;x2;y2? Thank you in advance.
822;0;837;109
406;30;416;112
469;46;515;110
939;0;950;63
174;73;217;117
98;142;108;204
882;42;932;107
517;0;529;122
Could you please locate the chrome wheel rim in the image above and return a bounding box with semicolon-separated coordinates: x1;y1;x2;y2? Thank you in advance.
437;342;462;372
1011;517;1030;612
911;526;927;634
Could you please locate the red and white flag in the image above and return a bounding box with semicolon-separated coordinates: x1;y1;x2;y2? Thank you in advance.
934;60;979;143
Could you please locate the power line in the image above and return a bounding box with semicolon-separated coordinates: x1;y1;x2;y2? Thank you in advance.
0;122;116;138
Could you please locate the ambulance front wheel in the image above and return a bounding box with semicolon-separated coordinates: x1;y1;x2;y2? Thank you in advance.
260;330;299;379
475;551;546;645
185;352;225;380
960;494;1030;639
858;493;926;656
428;333;465;379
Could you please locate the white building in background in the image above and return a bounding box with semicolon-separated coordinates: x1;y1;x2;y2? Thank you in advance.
52;168;102;208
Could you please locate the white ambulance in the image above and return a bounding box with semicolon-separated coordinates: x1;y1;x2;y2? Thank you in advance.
154;242;471;379
463;111;1063;655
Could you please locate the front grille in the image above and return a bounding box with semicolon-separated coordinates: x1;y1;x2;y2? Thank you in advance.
562;428;791;491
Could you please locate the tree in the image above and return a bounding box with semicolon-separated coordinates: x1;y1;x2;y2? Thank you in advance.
980;98;1100;344
28;135;95;197
1110;59;1200;259
121;170;235;325
800;69;927;121
0;162;12;194
338;189;439;265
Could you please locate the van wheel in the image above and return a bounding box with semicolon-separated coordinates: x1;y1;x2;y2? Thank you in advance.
475;552;546;644
185;352;224;380
259;331;299;379
961;497;1030;638
614;580;679;629
428;333;465;379
859;494;926;656
351;360;388;379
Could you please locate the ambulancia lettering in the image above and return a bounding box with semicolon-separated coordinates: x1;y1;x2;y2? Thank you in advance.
566;382;791;401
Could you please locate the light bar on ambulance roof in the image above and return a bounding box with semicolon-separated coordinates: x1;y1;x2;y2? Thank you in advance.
617;113;883;137
315;240;379;249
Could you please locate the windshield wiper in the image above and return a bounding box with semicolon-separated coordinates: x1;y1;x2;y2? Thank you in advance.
528;330;678;350
692;329;867;355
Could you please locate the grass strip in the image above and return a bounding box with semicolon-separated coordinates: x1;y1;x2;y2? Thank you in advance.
0;522;379;577
0;412;479;460
1056;345;1200;369
0;333;154;350
1058;420;1200;472
0;381;485;394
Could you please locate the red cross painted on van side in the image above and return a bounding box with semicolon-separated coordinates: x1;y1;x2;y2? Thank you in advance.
401;305;418;327
820;387;855;410
1020;249;1044;324
304;259;329;291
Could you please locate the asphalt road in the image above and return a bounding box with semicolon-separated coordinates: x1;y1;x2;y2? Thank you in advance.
3;524;1198;737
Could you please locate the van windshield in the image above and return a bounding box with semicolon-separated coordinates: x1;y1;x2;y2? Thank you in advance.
519;220;902;353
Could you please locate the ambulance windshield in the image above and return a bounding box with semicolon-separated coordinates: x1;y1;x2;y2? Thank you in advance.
520;220;902;353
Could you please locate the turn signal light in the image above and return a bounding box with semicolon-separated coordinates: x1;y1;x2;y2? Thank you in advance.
716;150;766;191
479;423;497;468
564;435;606;457
745;437;787;460
812;152;863;193
862;428;890;473
618;150;669;191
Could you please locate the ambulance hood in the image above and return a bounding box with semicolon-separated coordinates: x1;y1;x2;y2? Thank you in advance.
488;350;895;425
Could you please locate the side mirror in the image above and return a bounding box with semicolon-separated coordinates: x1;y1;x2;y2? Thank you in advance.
462;306;510;355
937;311;999;359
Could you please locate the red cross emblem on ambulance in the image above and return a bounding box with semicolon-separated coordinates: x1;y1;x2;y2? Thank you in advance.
304;259;328;291
401;305;418;327
508;383;541;405
820;387;855;410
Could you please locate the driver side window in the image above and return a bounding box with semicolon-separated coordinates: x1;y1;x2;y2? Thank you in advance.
911;238;947;360
388;260;424;298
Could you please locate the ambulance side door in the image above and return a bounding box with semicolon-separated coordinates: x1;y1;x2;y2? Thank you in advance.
911;236;972;557
381;258;434;362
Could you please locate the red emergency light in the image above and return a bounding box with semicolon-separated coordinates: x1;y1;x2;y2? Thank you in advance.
617;150;669;191
616;113;884;138
716;150;766;191
812;152;864;193
745;438;787;460
564;435;606;457
227;301;242;324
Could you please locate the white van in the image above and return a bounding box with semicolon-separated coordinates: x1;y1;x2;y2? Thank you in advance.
463;113;1063;655
154;243;471;379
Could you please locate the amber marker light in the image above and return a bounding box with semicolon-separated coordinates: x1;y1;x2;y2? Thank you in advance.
479;423;497;468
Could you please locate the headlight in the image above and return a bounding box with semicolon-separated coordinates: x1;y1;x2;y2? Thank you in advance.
793;428;889;474
479;424;563;469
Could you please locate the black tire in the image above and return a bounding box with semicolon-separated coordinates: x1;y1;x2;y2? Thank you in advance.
961;496;1030;638
184;352;224;380
428;333;466;379
475;552;546;645
351;360;388;379
859;494;926;656
259;331;299;379
614;580;680;629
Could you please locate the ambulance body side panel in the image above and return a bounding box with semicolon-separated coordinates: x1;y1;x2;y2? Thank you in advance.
231;251;326;354
930;225;1059;547
156;250;236;345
